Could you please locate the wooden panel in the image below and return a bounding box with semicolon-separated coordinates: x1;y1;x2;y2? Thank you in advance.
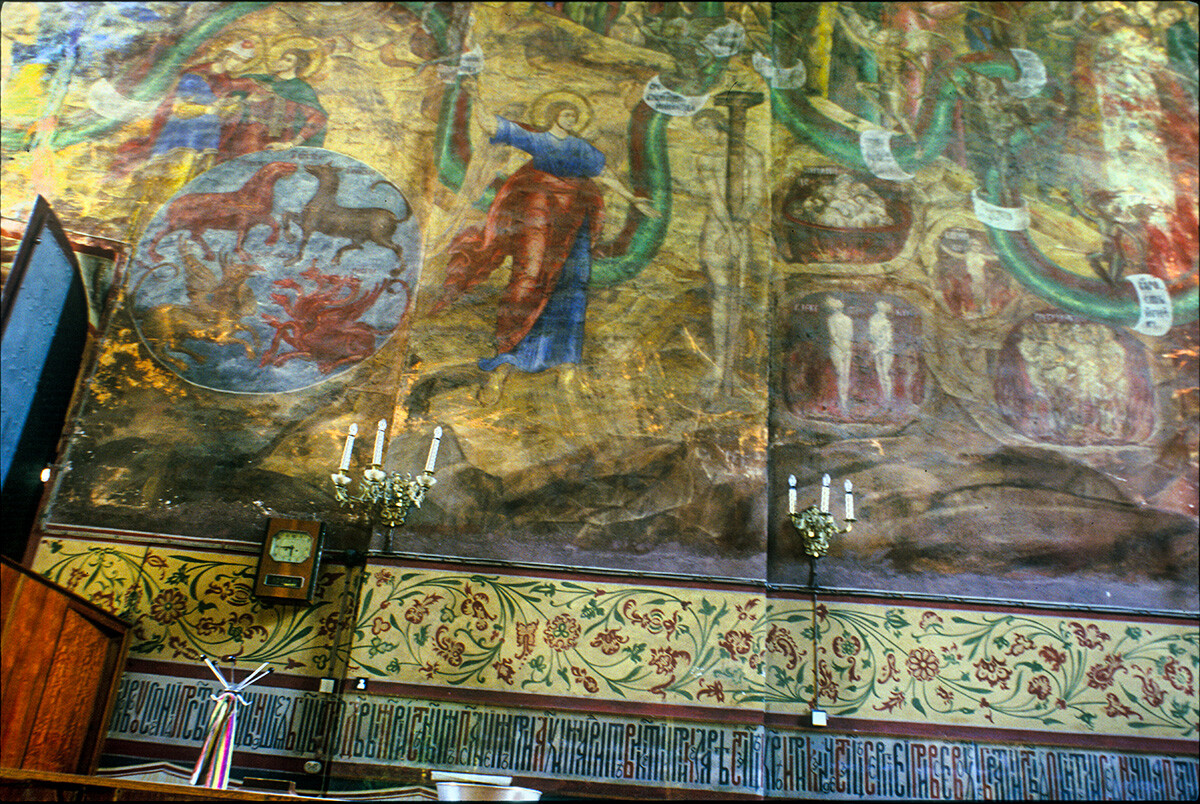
0;562;18;630
22;607;111;771
76;603;129;775
0;557;128;774
0;580;65;768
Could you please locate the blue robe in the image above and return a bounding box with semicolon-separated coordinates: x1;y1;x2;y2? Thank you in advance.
474;118;606;373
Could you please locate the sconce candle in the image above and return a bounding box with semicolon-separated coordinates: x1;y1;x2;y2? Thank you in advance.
844;479;854;520
788;474;797;514
339;423;358;472
372;419;387;466
820;473;830;513
425;426;443;473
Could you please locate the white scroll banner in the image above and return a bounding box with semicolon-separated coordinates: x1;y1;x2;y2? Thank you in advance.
703;21;745;58
972;189;1030;231
643;75;710;117
1125;274;1173;336
1002;48;1047;99
87;78;163;121
753;52;806;89
457;44;483;76
860;129;914;181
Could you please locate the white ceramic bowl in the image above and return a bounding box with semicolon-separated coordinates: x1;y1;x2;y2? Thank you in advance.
436;782;542;801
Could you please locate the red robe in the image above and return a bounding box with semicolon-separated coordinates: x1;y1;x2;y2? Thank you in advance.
431;163;604;353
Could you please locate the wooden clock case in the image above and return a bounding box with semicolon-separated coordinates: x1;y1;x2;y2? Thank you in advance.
254;517;325;604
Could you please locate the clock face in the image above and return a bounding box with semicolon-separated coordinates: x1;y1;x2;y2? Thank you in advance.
269;530;313;564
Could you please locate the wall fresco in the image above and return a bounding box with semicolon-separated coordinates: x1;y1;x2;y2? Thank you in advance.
5;1;779;579
6;3;1199;797
765;1;1198;608
2;3;1198;586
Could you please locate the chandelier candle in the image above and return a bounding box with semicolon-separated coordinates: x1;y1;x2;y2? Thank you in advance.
788;471;858;587
331;424;443;530
372;419;387;466
339;423;357;472
425;426;442;473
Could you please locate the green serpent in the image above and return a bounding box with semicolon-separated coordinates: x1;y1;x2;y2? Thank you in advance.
591;104;674;287
979;170;1199;327
770;52;1199;329
769;56;1021;178
591;2;727;286
50;2;265;151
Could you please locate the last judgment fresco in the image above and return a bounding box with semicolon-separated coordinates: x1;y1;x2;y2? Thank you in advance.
2;2;1197;609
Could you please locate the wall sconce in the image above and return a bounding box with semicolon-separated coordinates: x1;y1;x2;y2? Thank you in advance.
789;472;858;729
332;422;441;529
788;473;855;588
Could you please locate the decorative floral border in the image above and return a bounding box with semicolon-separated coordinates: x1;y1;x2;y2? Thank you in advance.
32;538;351;672
350;565;767;707
795;602;1198;738
30;539;1199;741
348;565;1199;739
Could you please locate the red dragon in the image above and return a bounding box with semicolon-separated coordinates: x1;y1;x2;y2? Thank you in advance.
259;261;404;374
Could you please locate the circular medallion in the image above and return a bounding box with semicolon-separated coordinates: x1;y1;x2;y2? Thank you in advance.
129;148;419;393
994;312;1156;446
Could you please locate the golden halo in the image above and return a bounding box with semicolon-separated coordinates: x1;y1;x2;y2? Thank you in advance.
264;36;326;80
529;90;592;132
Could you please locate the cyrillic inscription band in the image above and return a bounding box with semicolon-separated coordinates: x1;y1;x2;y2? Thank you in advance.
106;673;1198;799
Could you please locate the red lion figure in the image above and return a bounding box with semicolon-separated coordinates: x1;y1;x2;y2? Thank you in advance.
145;161;298;262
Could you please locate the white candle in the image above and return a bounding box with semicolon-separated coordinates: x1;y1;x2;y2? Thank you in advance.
788;474;797;514
339;423;358;471
820;474;830;513
844;479;854;520
425;426;443;473
373;419;387;466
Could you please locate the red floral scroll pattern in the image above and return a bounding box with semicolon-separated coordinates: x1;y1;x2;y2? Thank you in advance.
34;540;347;672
